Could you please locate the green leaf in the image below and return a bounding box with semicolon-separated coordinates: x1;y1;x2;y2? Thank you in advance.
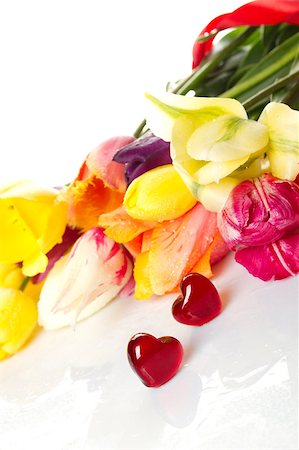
220;31;299;102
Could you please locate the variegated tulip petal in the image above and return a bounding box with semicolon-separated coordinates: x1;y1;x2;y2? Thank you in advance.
38;228;132;329
148;203;218;295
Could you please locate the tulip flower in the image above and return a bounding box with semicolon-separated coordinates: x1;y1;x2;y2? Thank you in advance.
124;164;197;222
192;0;299;68
133;203;218;299
145;92;299;212
0;180;68;276
65;136;135;231
218;174;299;280
113;131;171;185
0;288;37;360
38;227;132;329
144;93;263;211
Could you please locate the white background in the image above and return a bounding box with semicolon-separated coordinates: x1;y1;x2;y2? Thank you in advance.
0;0;246;187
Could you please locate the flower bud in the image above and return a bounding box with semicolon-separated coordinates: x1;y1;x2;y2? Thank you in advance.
124;165;197;222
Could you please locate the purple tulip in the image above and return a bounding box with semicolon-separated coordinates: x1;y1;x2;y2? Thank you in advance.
113;131;172;185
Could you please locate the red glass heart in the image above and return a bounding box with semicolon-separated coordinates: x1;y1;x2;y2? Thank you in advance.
172;272;222;326
127;333;184;388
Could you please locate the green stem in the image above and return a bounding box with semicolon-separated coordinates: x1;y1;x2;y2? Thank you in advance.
174;27;255;95
220;32;299;99
242;69;299;109
133;27;256;137
19;277;30;291
280;79;299;106
133;119;146;138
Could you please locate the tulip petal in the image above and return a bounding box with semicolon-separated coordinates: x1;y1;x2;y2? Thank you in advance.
258;102;299;180
84;136;135;191
38;227;132;329
113;131;172;185
65;137;136;230
148;203;218;295
187;115;268;162
122;235;143;259
0;181;67;276
193;156;249;185
133;251;154;300
32;226;81;284
219;175;299;248
196;177;240;212
0;288;37;358
145;92;247;142
0;198;49;275
65;176;124;231
191;232;229;278
235;232;299;281
124;164;197;222
170;116;248;210
98;206;156;243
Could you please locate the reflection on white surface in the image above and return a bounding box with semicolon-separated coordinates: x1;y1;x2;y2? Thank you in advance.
0;255;297;450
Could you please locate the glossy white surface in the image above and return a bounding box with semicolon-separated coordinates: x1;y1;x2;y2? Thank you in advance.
0;255;298;450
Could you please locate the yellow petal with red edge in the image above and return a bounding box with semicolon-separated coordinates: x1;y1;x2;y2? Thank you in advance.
133;251;153;300
124;165;197;221
148;203;218;295
98;207;156;243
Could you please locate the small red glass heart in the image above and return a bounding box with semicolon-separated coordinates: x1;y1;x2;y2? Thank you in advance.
172;272;222;326
127;333;184;388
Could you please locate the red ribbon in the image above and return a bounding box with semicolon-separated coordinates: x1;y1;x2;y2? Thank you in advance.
192;0;299;69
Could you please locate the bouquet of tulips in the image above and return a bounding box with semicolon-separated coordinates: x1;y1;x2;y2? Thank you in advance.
0;0;298;362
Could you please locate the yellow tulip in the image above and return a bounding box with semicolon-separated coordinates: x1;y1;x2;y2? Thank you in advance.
124;164;197;221
0;180;68;277
0;287;37;360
